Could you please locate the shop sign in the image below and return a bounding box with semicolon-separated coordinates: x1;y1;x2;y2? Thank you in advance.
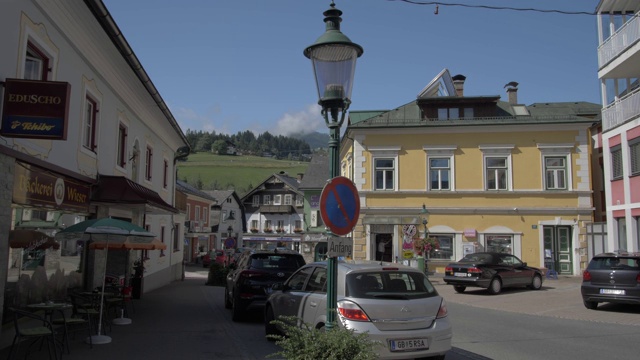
1;78;70;139
464;228;477;238
12;162;90;212
310;195;320;208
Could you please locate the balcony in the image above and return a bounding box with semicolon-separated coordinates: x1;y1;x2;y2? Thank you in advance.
598;13;640;70
602;86;640;130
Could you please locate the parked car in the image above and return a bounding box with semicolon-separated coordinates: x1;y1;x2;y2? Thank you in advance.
202;250;225;268
265;260;451;360
225;248;305;321
581;251;640;310
443;252;544;294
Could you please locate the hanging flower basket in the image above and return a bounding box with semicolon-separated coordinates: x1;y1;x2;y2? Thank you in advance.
414;236;440;257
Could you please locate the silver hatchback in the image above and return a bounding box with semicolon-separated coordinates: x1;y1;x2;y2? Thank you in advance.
265;260;452;360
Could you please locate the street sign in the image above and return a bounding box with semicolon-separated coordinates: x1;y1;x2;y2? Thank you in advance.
327;236;353;258
319;176;360;236
224;237;236;248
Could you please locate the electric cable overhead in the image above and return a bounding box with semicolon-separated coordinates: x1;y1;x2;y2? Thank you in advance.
388;0;596;16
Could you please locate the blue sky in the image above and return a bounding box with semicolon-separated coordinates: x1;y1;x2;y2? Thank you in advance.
103;0;601;136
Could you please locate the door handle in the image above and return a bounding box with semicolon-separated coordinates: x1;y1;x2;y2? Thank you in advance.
309;301;317;307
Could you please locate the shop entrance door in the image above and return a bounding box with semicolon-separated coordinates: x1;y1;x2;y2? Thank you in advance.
543;226;572;275
375;234;392;262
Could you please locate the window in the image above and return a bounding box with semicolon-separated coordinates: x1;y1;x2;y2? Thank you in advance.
630;140;640;176
252;195;260;206
163;159;169;188
295;195;304;207
263;195;271;205
83;96;98;151
276;220;284;231
611;146;623;179
228;211;235;220
226;198;232;203
544;157;567;190
273;195;282;205
284;194;293;206
195;206;200;224
463;108;474;118
618;217;627;251
375;158;395;190
485;157;508;190
186;204;191;220
486;235;513;254
160;226;165;257
25;42;49;80
202;208;208;222
295;220;302;230
145;145;153;181
437;108;459;120
117;124;127;168
429;158;450;190
251;220;259;230
428;235;454;260
173;223;179;251
636;217;640;252
264;220;272;230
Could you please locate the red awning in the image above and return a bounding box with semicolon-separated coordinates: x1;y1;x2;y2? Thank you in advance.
91;175;178;214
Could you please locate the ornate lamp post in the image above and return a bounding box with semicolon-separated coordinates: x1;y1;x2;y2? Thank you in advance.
305;1;362;330
421;204;430;274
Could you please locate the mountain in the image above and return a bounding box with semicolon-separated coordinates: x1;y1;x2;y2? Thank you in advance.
291;131;330;150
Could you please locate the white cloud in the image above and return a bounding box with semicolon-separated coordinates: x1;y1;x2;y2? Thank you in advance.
273;104;325;136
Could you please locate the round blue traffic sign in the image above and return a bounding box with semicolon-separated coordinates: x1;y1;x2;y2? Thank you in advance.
319;176;360;236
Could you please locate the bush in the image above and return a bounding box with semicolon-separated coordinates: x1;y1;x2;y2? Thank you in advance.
267;316;379;360
206;263;228;286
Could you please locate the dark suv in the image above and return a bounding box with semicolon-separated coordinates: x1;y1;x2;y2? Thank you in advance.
581;251;640;310
225;248;305;321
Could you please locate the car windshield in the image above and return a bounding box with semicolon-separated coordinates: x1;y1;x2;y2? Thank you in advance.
346;271;437;299
588;257;640;270
249;255;303;270
459;253;493;264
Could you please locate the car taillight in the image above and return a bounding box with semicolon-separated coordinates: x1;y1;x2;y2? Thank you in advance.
636;273;640;284
467;267;482;274
436;299;448;319
445;266;453;273
583;270;592;281
239;270;267;279
337;301;370;322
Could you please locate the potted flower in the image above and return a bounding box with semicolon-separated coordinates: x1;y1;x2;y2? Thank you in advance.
293;228;303;233
275;228;284;233
250;228;259;233
264;228;273;233
414;236;439;258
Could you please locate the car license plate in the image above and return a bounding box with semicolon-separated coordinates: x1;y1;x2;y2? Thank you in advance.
454;272;467;277
600;288;625;295
389;338;428;352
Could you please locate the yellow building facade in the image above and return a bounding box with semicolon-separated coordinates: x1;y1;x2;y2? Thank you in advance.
341;70;601;276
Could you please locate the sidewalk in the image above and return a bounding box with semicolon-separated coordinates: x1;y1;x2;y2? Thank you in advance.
0;266;277;360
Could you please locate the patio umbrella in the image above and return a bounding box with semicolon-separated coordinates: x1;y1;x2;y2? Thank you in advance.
9;229;60;250
56;218;155;345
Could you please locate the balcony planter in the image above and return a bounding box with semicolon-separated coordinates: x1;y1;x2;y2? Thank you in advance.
293;229;303;233
275;228;284;233
250;229;258;233
264;229;273;233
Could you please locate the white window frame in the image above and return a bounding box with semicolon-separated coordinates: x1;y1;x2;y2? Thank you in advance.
295;195;304;207
611;145;623;180
252;195;260;206
537;143;573;191
630;139;640;176
368;146;401;191
480;145;514;191
284;194;293;206
116;121;128;170
80;79;102;158
18;15;59;81
263;195;271;205
423;145;456;191
273;195;282;205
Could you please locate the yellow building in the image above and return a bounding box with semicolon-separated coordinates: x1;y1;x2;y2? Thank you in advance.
341;69;601;276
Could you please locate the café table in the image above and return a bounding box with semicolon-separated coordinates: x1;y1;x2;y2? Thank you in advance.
26;301;73;355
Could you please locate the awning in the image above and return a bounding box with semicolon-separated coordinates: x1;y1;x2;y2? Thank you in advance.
9;229;60;250
91;175;178;214
89;237;167;250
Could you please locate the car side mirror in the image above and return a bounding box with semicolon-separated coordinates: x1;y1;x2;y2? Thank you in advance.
522;262;527;267
271;282;284;291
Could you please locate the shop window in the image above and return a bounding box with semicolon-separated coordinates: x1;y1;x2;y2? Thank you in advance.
486;235;513;254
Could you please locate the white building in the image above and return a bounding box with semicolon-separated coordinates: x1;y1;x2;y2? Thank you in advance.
596;1;640;251
0;0;189;326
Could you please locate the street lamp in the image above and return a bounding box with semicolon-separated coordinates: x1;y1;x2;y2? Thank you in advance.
305;1;362;331
421;204;430;275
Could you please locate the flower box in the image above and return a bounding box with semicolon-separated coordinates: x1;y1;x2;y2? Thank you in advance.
264;229;273;233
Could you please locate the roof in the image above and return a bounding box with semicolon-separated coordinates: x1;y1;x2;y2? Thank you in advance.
176;180;216;201
92;175;178;214
298;154;329;190
203;190;235;204
240;172;303;201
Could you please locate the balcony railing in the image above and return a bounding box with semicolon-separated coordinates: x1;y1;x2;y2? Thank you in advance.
602;86;640;130
598;13;640;68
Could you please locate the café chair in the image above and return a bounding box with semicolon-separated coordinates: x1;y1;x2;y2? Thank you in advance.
50;300;93;353
7;307;61;360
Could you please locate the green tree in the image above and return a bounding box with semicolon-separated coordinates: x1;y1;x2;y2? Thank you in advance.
211;140;229;155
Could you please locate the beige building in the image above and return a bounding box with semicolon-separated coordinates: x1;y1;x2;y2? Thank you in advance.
342;69;601;275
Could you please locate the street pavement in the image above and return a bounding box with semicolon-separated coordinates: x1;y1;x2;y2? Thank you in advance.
1;267;638;360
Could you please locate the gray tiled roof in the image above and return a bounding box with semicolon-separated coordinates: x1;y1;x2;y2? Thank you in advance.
299;154;329;190
176;180;216;201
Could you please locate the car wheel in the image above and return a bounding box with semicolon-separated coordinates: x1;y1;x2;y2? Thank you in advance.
583;300;598;310
453;285;466;293
224;287;232;309
528;275;542;290
487;277;502;295
265;306;281;340
231;294;244;321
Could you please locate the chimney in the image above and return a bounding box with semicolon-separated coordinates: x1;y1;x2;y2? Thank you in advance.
452;74;466;96
504;81;519;105
297;173;304;182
